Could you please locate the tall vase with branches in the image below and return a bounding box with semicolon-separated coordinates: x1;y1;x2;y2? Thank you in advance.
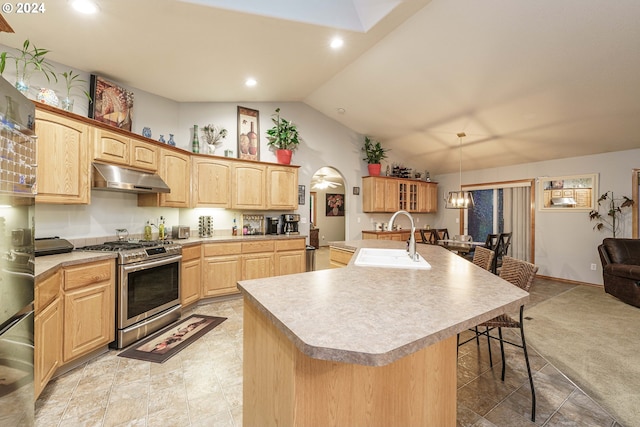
588;191;635;238
0;39;57;96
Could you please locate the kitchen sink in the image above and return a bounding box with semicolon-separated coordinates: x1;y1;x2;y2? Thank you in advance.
353;248;432;270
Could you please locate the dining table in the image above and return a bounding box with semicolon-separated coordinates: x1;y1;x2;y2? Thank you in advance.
437;239;485;255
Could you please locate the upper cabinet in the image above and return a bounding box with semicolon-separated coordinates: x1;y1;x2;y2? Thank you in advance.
139;149;191;208
35;109;91;204
232;162;266;209
363;176;437;213
266;165;298;210
192;156;231;208
94;129;159;172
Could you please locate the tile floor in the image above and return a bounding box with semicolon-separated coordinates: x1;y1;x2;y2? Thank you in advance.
35;248;623;427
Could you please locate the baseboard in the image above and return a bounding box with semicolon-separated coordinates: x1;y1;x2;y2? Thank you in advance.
536;274;601;287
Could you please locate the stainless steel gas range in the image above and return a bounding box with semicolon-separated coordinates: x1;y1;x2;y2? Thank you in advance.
78;240;182;349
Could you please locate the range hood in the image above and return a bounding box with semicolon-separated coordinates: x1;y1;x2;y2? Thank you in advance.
92;163;170;194
551;197;577;207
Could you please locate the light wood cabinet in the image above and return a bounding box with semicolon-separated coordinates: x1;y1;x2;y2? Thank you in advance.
34;270;62;399
202;242;242;298
232;162;266;209
192;157;231;208
274;239;305;276
363;176;437;213
62;260;115;363
266;165;298;210
181;245;201;307
329;246;354;268
94;129;159;172
543;188;592;208
138;149;191;208
35;108;91;204
362;230;421;242
241;240;275;280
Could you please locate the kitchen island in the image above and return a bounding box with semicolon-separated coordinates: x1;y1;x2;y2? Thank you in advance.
238;240;529;427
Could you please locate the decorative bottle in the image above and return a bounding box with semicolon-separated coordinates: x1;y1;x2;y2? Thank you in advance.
192;125;200;153
167;134;176;146
158;216;165;240
232;217;238;236
144;221;152;241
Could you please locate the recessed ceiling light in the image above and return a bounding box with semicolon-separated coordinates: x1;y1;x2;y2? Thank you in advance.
245;78;257;87
330;37;344;49
70;0;99;14
337;108;346;114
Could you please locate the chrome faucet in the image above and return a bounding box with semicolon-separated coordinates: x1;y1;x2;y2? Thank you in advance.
389;210;419;261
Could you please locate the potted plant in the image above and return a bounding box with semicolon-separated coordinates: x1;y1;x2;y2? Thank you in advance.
0;39;57;96
266;107;300;164
201;124;228;155
362;136;388;176
588;191;635;238
59;70;92;112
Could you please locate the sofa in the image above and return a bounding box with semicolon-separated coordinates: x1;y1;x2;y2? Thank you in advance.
598;238;640;308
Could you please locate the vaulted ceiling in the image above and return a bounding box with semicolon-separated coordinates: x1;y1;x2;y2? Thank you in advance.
2;0;639;175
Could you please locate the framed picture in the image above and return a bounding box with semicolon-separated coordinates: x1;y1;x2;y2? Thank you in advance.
237;106;259;161
326;193;345;216
539;173;598;212
298;185;306;205
353;186;360;195
88;75;134;131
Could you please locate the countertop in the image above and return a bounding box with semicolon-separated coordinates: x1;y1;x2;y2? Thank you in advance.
238;240;529;367
35;234;306;281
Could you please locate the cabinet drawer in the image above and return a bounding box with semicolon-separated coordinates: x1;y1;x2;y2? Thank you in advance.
330;247;354;266
203;242;242;257
242;240;275;254
276;239;305;252
35;270;61;312
64;260;114;291
182;244;201;261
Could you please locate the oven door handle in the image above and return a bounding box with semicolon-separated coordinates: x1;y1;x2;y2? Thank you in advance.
121;254;182;274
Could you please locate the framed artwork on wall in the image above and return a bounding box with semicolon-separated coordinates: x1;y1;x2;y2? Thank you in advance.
538;173;598;212
237;106;259;161
88;75;134;132
326;193;345;216
298;185;306;205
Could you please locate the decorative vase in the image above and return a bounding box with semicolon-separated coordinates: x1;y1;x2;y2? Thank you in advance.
167;134;175;146
15;77;29;97
368;163;382;176
158;135;166;143
36;88;59;107
60;97;74;112
276;149;292;165
142;127;152;138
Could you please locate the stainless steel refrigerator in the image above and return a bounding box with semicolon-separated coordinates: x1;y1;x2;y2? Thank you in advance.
0;77;36;426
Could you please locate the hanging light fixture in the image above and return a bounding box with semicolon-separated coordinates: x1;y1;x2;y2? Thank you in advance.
445;132;474;209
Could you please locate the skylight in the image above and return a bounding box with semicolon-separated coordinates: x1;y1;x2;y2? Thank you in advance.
177;0;402;32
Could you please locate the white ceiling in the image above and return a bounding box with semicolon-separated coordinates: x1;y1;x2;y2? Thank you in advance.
2;0;639;175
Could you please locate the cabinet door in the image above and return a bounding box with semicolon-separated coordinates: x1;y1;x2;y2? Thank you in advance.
192;157;231;208
130;138;159;171
35;109;91;204
418;182;438;213
233;163;266;209
63;282;114;362
266;165;298;210
143;149;191;208
384;180;400;212
242;253;274;280
202;255;241;298
574;188;592;208
181;258;201;306
94;129;129;166
329;247;353;268
35;297;62;399
275;251;305;276
363;177;386;212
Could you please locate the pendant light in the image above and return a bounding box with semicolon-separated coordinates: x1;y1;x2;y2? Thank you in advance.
445;132;474;209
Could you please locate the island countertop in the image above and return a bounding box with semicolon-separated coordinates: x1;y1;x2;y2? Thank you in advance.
237;240;529;367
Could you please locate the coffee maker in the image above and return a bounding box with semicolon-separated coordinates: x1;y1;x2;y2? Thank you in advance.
266;217;280;235
281;214;300;235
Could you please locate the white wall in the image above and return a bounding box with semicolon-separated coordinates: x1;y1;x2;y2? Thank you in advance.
432;149;640;285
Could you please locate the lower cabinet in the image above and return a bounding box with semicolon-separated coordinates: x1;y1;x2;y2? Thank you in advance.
34;270;63;399
274;239;306;276
241;240;275;280
181;245;201;307
329;247;354;268
202;243;243;298
62;260;115;363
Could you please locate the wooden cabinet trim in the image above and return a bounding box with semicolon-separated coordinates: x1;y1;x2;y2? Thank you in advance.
203;242;242;257
63;260;113;290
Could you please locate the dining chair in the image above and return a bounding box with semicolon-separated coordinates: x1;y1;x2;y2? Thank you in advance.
436;228;450;241
457;256;539;422
419;229;438;244
491;232;512;274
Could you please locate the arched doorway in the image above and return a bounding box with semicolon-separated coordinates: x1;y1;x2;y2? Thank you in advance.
310;167;345;246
